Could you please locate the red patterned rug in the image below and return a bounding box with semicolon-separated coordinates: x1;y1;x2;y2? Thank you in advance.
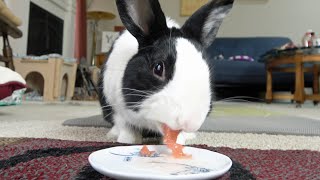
0;138;319;179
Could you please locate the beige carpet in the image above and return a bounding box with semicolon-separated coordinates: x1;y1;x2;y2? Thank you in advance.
63;102;320;136
1;101;320;151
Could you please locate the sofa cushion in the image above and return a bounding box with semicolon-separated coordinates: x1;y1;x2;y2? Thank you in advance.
206;37;292;62
209;59;313;89
229;55;254;62
209;60;266;87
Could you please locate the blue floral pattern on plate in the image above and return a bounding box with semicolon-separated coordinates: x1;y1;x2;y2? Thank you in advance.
89;145;232;179
148;161;213;175
109;148;162;162
109;148;213;175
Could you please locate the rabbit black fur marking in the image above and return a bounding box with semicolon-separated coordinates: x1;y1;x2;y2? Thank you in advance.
122;28;181;112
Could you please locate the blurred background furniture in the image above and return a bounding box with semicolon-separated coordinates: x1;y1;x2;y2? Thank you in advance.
0;0;22;70
95;52;107;69
205;37;314;99
14;57;77;101
263;48;320;106
87;0;116;66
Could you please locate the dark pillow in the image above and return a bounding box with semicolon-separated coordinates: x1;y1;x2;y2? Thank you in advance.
0;66;27;100
0;81;26;100
229;55;254;62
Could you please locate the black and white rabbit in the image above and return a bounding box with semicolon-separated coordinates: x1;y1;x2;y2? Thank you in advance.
98;0;234;144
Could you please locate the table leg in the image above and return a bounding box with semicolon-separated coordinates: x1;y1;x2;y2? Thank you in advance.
313;64;319;105
294;55;304;106
2;31;15;71
266;65;273;104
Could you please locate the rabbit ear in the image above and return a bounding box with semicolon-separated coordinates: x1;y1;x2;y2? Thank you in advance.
181;0;234;48
116;0;168;45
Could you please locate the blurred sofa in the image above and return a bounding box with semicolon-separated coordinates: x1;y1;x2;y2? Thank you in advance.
205;37;314;98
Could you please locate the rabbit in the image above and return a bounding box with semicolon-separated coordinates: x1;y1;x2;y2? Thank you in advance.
97;0;234;144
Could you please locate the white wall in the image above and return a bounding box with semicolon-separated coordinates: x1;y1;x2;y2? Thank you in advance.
163;0;320;45
93;0;320;50
2;0;76;58
218;0;320;45
3;0;320;62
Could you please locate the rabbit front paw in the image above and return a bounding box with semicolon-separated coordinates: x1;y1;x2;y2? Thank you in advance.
117;127;142;144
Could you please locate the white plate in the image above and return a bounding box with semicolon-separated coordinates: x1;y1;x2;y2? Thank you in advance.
88;145;232;180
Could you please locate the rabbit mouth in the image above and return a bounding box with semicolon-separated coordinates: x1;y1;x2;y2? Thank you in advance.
152;119;183;134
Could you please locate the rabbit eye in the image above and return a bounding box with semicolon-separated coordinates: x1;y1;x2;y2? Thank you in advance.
153;61;165;80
